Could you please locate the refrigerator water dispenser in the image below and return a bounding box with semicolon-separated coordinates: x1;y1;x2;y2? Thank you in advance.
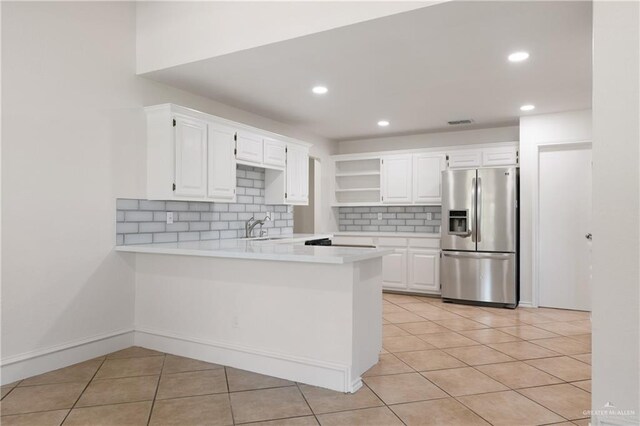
448;210;469;235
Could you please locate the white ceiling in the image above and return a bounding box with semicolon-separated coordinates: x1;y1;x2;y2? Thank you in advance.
142;1;592;141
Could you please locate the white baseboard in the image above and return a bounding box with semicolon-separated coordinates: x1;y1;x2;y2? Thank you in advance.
135;327;357;393
518;301;535;308
0;329;134;385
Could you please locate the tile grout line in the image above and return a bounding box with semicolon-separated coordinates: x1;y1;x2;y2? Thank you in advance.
59;355;109;425
224;367;237;425
145;353;166;426
294;381;321;425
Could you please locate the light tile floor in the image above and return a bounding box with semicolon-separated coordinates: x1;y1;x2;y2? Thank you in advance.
0;294;592;425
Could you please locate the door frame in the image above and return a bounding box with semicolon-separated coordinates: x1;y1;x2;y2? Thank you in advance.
532;140;592;308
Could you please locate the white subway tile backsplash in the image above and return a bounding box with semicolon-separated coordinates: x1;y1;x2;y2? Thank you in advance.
338;206;441;233
117;165;294;245
139;200;166;211
166;222;189;232
124;211;153;222
153;232;178;243
124;233;152;244
116;199;139;210
116;222;138;234
189;222;210;231
166;201;189;211
178;232;200;242
139;222;165;233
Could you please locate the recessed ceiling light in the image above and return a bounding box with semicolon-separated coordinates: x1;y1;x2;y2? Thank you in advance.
377;120;390;127
520;104;535;111
312;86;328;94
508;51;530;62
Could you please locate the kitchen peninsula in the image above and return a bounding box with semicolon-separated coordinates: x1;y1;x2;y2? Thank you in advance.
116;236;390;392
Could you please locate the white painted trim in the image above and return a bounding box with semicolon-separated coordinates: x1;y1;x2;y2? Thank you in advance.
532;139;592;308
135;327;358;393
518;301;534;308
0;329;134;385
331;141;519;161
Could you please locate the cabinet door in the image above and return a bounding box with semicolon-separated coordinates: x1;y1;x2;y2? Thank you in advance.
381;248;408;290
447;150;482;169
286;144;309;204
263;138;286;168
381;155;412;204
174;115;207;197
408;249;440;294
482;147;518;167
413;154;445;204
236;131;263;164
207;123;237;201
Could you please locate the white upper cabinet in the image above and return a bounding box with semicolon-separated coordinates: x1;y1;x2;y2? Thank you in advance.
263;138;287;169
413;154;446;204
447;146;518;169
286;144;309;204
235;130;263;165
381;155;413;204
482;146;519;167
146;104;311;204
447;150;482;169
207;123;237;202
174;115;208;198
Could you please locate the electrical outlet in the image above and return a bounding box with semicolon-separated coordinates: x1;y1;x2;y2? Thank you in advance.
426;212;432;221
166;212;174;224
378;212;383;220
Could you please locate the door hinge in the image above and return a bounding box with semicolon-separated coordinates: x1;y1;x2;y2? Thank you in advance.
233;188;236;194
285;192;288;199
285;147;288;153
172;119;176;127
381;159;384;165
234;148;237;155
381;196;384;201
172;183;176;191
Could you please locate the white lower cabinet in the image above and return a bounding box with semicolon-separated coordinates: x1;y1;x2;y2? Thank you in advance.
333;235;441;295
408;249;440;293
381;248;407;290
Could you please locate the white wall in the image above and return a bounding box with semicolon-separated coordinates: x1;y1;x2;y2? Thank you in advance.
592;1;639;422
337;126;518;154
519;110;592;306
136;1;433;74
1;1;336;378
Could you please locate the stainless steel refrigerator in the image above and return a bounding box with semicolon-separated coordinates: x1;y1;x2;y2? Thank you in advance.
440;167;519;308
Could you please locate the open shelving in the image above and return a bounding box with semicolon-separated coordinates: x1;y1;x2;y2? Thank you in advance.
333;158;381;206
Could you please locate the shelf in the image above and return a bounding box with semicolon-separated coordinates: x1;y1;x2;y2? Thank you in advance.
335;188;380;193
335;171;380;177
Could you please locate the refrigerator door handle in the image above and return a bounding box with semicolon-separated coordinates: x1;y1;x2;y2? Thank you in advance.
477;176;482;243
470;177;476;242
442;251;512;260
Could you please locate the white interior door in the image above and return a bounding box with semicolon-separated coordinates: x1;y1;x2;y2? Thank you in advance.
539;144;592;311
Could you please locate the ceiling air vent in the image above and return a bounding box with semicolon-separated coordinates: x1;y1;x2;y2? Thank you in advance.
447;119;474;126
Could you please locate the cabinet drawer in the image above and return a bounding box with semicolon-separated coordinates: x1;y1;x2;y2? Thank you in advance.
409;238;440;249
377;237;408;247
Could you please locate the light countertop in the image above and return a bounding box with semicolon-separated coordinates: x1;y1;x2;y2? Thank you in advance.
115;234;392;264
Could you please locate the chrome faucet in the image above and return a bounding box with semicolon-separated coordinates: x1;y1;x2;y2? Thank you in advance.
245;213;271;238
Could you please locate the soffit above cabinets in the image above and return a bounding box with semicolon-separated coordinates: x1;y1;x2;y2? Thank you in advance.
140;1;592;141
